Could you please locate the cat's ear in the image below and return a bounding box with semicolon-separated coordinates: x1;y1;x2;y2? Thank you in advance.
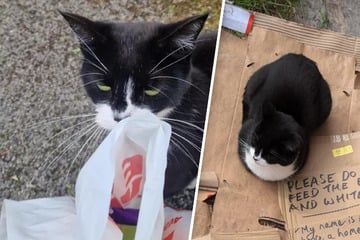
59;11;102;43
158;13;208;50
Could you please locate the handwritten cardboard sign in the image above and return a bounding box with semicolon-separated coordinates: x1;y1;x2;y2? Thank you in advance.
279;133;360;240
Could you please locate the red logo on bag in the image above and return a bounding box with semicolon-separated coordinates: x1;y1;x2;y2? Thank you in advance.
120;154;143;205
164;217;182;231
163;231;175;240
163;216;182;240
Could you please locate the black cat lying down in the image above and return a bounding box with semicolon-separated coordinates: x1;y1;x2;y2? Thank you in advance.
239;54;332;181
61;12;217;209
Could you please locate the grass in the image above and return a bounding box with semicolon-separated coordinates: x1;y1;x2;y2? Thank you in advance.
319;8;330;29
157;0;222;30
232;1;331;30
232;0;300;20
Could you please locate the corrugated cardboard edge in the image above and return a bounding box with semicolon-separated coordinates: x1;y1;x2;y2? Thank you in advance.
253;12;360;72
193;229;281;240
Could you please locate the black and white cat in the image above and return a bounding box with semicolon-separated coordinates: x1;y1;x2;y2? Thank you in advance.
60;12;216;206
239;54;332;181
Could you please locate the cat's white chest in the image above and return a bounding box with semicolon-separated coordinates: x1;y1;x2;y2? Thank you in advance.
244;147;297;181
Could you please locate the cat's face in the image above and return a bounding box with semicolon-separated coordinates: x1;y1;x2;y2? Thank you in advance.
239;110;306;181
61;12;207;129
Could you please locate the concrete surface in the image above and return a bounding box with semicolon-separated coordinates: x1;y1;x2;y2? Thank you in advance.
295;0;360;37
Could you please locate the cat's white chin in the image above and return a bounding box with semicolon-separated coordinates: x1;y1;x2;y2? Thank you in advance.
95;104;118;130
95;104;175;130
244;147;297;181
95;103;142;130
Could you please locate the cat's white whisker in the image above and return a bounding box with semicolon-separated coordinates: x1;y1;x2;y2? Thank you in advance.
167;119;204;131
149;45;188;74
64;73;104;87
149;86;177;106
28;117;96;165
41;122;98;170
151;75;206;95
65;73;104;88
94;128;108;147
83;58;108;74
80;72;104;77
171;125;202;142
83;78;105;87
151;52;193;75
48;118;95;141
24;114;96;130
76;35;109;73
170;140;196;167
169;109;206;120
88;128;108;153
171;131;201;152
161;117;204;132
45;137;77;171
170;138;198;168
63;126;102;183
43;122;98;171
238;138;249;148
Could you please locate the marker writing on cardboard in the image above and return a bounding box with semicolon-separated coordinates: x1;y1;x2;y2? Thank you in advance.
287;170;360;213
295;215;360;239
295;225;324;240
287;173;335;212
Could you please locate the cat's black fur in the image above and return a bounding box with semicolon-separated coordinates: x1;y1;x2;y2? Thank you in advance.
60;12;216;198
239;54;332;180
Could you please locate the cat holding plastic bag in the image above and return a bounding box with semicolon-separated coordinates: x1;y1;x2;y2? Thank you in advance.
60;11;217;209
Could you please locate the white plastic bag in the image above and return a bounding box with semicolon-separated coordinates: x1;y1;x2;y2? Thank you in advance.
0;110;172;240
76;109;171;240
0;197;77;240
0;197;122;240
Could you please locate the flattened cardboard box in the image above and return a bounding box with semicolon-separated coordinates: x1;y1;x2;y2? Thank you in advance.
193;13;360;240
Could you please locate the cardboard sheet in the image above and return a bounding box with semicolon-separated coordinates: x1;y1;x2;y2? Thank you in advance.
192;30;249;238
279;133;360;240
252;13;360;72
194;14;360;240
191;30;248;238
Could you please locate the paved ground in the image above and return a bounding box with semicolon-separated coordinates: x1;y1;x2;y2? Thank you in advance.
295;0;360;37
1;0;359;209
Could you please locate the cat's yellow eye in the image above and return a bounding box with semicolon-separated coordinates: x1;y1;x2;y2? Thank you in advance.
144;89;160;96
96;82;111;91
